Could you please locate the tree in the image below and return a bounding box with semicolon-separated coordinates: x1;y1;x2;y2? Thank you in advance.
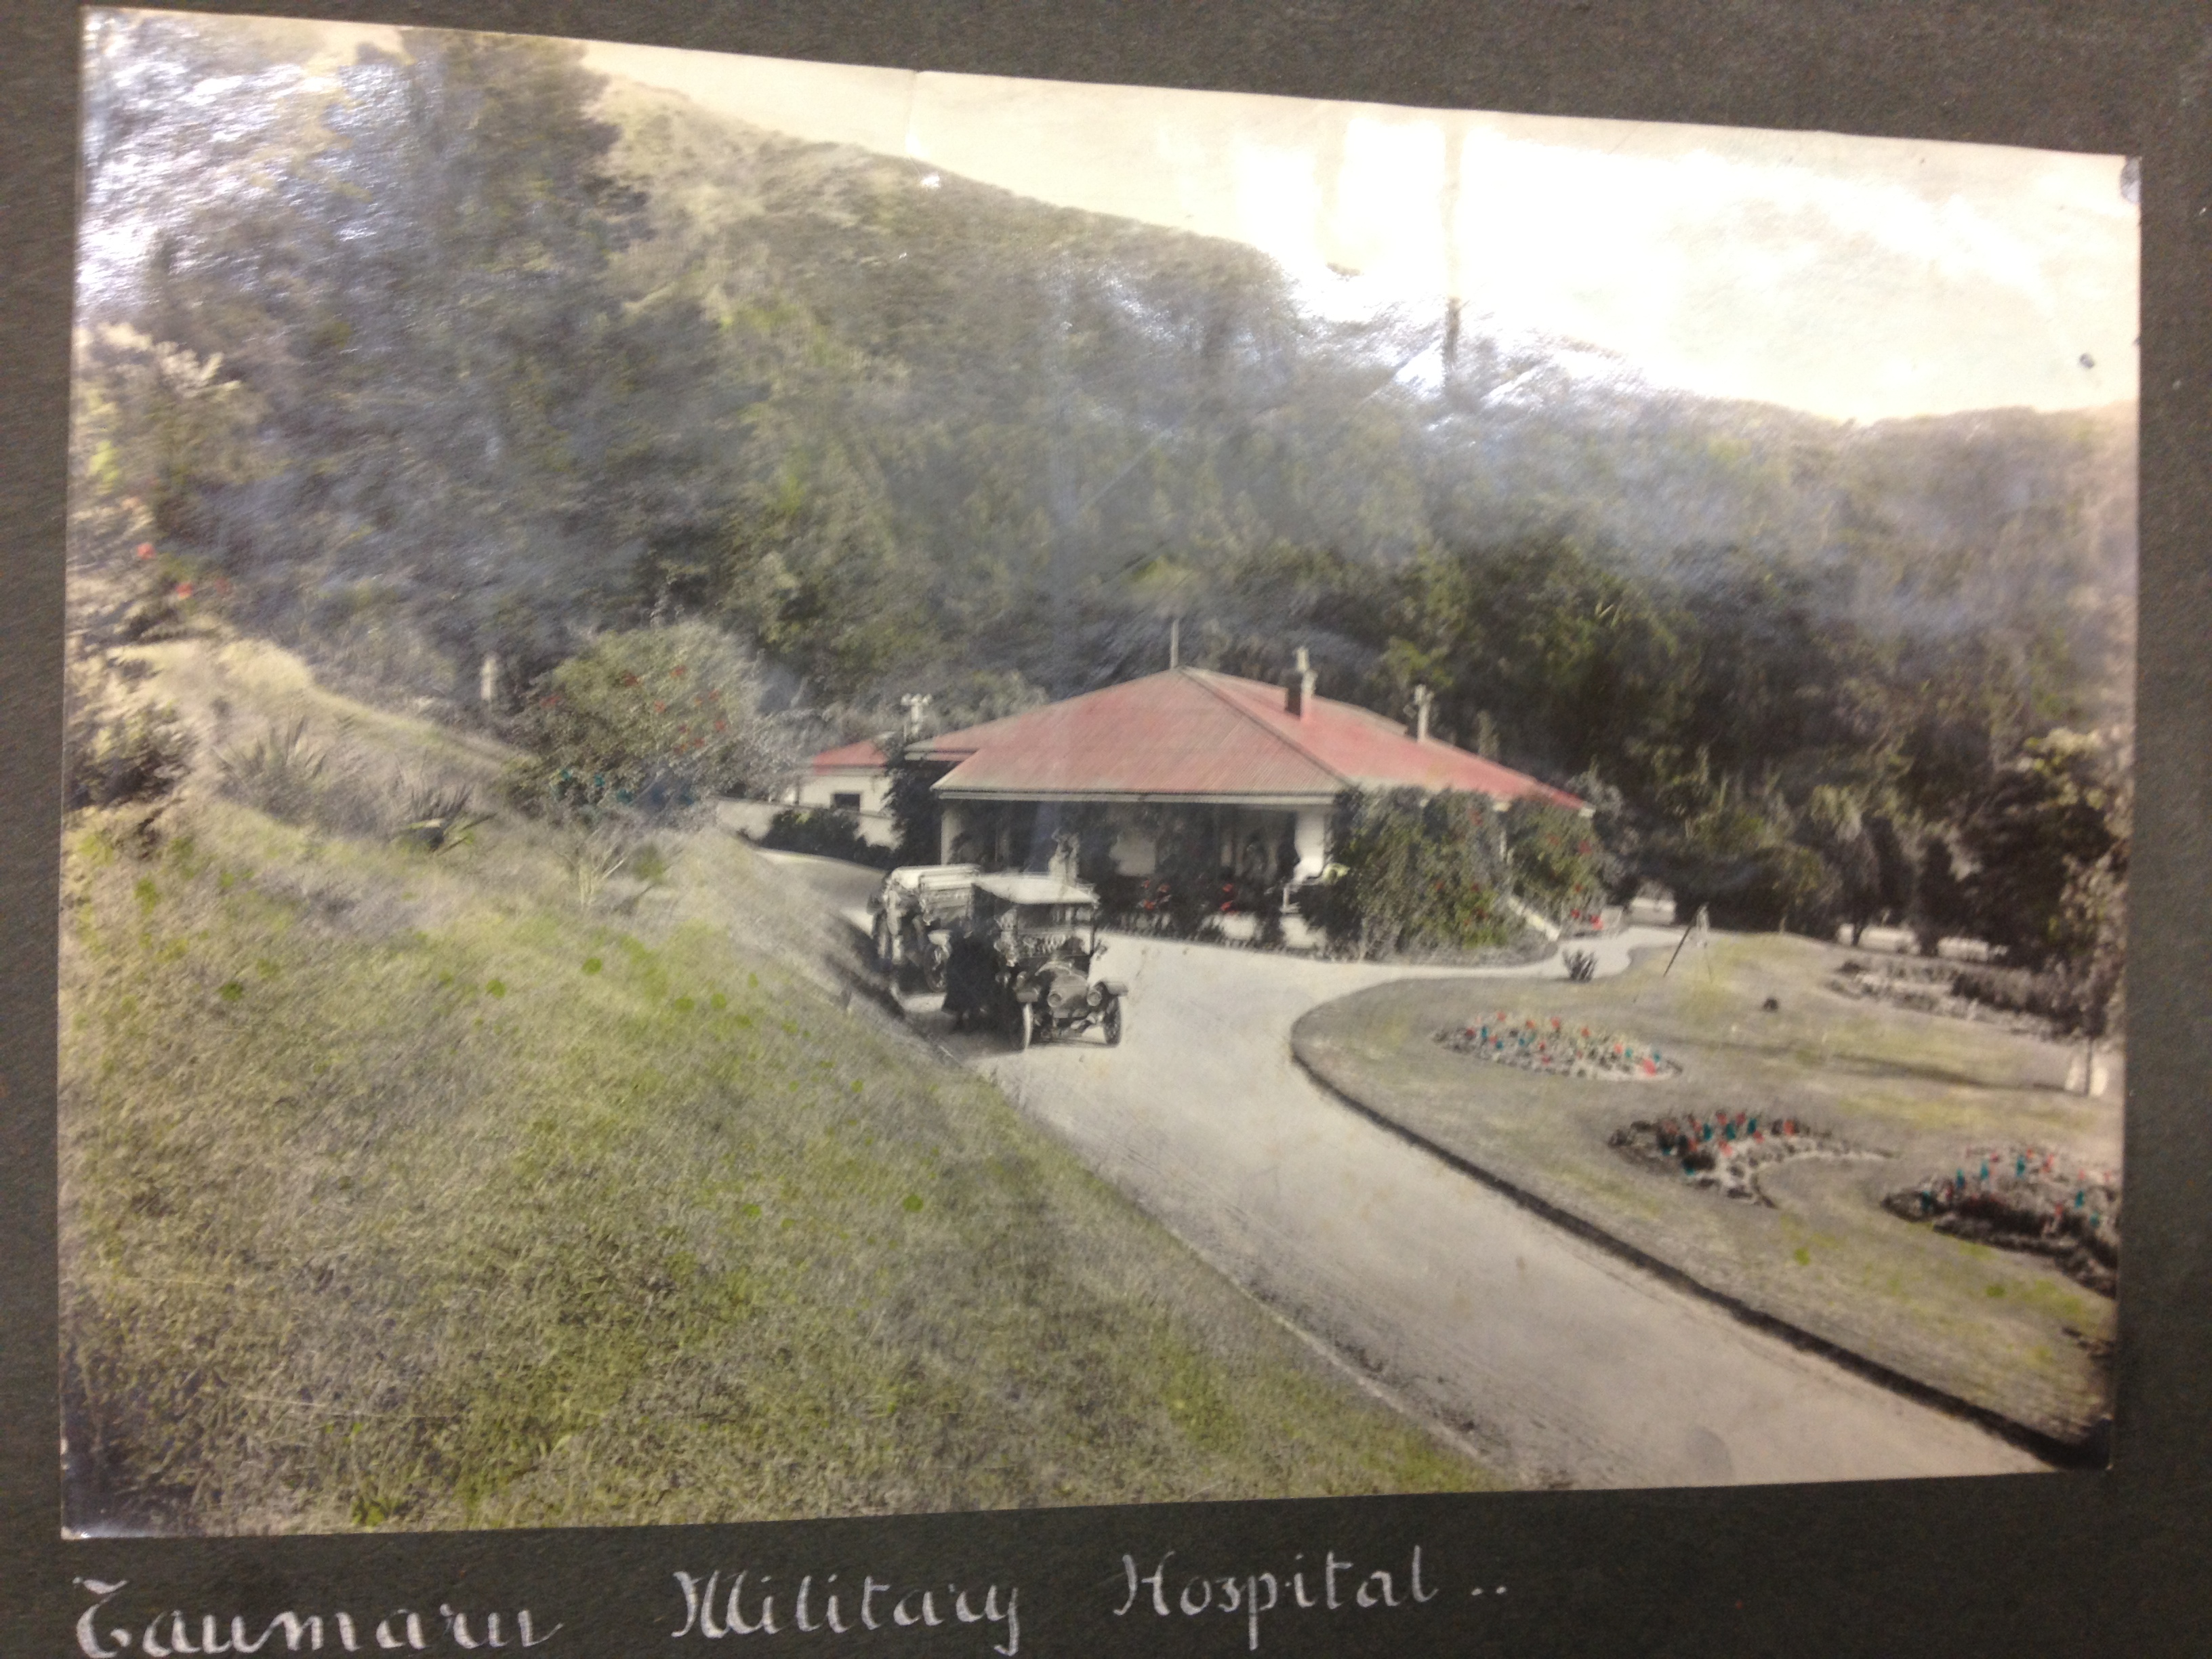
81;20;670;694
1909;837;1973;956
1961;728;2126;971
1800;785;1882;943
70;332;264;555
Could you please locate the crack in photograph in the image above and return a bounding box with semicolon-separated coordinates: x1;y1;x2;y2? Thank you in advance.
58;7;2135;1534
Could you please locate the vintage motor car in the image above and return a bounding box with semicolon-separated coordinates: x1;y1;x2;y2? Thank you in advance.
869;863;982;991
941;874;1128;1049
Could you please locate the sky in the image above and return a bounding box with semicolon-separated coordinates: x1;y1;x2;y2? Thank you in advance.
577;41;2138;424
157;17;2139;425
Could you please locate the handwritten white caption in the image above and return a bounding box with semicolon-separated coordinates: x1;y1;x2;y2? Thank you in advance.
1114;1547;1498;1652
671;1570;1018;1656
75;1579;558;1656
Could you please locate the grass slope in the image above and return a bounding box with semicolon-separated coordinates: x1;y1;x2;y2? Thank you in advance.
1292;935;2119;1448
60;638;1491;1534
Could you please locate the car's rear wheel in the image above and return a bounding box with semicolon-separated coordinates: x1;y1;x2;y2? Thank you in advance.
1102;998;1123;1046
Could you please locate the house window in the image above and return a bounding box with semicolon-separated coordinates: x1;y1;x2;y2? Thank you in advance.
831;792;863;813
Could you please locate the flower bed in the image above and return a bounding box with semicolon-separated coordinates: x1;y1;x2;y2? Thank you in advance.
1435;1011;1681;1080
1883;1147;2119;1296
1609;1111;1858;1204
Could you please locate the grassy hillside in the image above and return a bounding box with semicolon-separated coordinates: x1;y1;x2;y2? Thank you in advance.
1293;935;2119;1449
60;638;1492;1533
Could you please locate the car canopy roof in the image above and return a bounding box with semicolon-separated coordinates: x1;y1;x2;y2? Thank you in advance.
972;874;1099;907
882;863;982;895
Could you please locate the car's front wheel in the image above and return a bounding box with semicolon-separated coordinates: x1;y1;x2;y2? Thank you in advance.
1101;998;1123;1046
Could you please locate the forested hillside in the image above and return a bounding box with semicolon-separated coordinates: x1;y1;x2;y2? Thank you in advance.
70;13;2133;950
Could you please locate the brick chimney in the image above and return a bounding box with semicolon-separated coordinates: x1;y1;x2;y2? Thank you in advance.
1286;647;1318;719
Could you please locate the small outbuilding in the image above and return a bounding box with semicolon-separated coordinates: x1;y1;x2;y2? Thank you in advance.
787;736;899;846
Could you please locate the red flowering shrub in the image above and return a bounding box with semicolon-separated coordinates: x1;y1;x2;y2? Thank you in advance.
504;621;791;816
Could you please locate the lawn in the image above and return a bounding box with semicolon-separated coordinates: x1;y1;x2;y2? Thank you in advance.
59;637;1494;1534
1291;933;2120;1450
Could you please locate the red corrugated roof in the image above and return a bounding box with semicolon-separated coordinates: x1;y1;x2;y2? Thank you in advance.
808;737;888;773
923;669;1583;808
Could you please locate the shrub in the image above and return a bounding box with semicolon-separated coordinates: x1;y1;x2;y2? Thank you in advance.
213;718;390;838
64;665;192;811
1507;800;1616;923
884;747;945;865
394;777;487;854
1305;788;1515;960
557;817;636;907
506;621;792;817
214;719;326;825
1948;963;2098;1034
758;808;893;867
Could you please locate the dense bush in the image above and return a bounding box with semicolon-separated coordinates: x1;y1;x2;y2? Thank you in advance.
758;807;893;867
506;622;790;817
1303;788;1515;960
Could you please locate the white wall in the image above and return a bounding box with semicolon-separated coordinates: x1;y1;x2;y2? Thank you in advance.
793;769;898;846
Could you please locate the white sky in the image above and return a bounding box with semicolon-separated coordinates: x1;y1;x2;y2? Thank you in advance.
152;17;2139;424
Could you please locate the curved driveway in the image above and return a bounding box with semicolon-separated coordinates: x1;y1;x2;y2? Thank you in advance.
771;853;2045;1489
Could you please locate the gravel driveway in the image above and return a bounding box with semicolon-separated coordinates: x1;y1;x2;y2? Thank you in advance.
766;851;2045;1489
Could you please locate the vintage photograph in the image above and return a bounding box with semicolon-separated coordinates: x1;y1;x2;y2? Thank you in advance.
60;8;2135;1534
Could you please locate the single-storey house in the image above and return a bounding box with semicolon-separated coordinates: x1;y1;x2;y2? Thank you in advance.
799;655;1584;881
